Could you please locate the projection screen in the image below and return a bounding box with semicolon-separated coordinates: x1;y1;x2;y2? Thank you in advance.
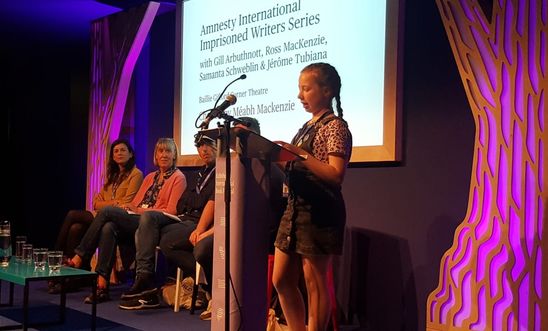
174;0;403;166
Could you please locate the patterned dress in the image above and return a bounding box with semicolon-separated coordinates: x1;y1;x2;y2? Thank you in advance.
275;111;352;255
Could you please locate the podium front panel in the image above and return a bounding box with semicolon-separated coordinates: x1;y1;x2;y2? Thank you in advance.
211;153;270;331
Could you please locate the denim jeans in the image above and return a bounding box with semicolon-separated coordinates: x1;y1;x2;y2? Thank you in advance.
74;206;139;280
158;219;198;278
194;234;213;291
134;211;186;275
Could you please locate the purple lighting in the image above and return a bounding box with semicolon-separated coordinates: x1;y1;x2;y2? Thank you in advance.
86;2;160;210
485;106;497;174
540;91;545;131
108;2;160;143
454;271;472;326
451;237;472;285
475;172;491;239
477;216;501;282
490;246;508;298
497;147;508;221
427;0;546;330
526;96;536;161
518;274;529;331
469;285;486;330
511;122;523;209
510;207;524;281
493;270;513;331
534;246;541;298
501;64;511;145
439;286;455;324
452;227;470;260
515;47;525;120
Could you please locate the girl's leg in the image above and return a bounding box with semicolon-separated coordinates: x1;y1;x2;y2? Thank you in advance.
272;248;306;331
302;254;332;331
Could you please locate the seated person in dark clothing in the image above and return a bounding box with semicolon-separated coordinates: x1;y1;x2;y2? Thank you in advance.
119;133;216;310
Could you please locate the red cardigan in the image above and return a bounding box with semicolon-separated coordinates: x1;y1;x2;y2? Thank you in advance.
131;169;186;215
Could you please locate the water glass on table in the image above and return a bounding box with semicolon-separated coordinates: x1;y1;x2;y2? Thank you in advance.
22;244;33;263
15;235;27;261
0;221;11;267
33;248;48;271
48;250;63;273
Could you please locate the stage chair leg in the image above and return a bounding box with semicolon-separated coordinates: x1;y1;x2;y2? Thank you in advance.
174;267;182;313
266;254;275;314
190;262;206;315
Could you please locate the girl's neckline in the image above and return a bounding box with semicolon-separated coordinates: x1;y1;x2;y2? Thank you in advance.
307;109;334;125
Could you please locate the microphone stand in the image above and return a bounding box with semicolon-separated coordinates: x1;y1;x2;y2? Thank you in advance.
223;118;231;331
217;112;238;331
197;74;246;330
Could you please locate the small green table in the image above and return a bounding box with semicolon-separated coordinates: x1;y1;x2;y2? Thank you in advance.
0;257;97;331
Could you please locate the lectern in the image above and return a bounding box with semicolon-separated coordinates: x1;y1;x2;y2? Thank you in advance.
200;127;299;331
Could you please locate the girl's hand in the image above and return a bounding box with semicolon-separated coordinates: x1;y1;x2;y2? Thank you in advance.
274;141;309;161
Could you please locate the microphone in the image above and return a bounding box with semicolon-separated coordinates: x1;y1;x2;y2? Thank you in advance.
213;74;246;109
198;74;247;129
199;94;237;129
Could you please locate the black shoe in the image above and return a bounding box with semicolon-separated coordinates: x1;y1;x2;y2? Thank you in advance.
47;280;62;294
119;293;160;310
121;273;157;299
48;278;84;295
84;287;110;304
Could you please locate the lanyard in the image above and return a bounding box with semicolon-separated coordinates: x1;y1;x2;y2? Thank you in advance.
196;166;215;194
293;110;334;147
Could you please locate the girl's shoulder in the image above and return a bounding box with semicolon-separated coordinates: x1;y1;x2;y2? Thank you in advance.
320;114;348;127
319;116;351;135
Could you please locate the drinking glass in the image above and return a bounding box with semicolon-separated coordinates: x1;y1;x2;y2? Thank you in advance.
33;248;48;271
48;250;63;272
22;244;33;263
0;221;11;267
15;235;27;261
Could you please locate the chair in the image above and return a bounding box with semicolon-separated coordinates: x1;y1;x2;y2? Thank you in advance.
174;262;207;313
155;246;207;313
266;254;339;331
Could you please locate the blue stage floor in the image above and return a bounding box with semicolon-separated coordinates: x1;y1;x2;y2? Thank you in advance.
0;280;210;331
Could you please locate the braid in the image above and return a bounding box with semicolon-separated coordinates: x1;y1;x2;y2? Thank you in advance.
335;95;343;118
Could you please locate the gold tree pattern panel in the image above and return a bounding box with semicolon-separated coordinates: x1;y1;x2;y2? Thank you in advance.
427;1;547;331
86;3;159;210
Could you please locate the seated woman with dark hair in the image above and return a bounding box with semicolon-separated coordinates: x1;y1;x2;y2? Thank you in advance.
49;138;143;294
68;138;186;304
